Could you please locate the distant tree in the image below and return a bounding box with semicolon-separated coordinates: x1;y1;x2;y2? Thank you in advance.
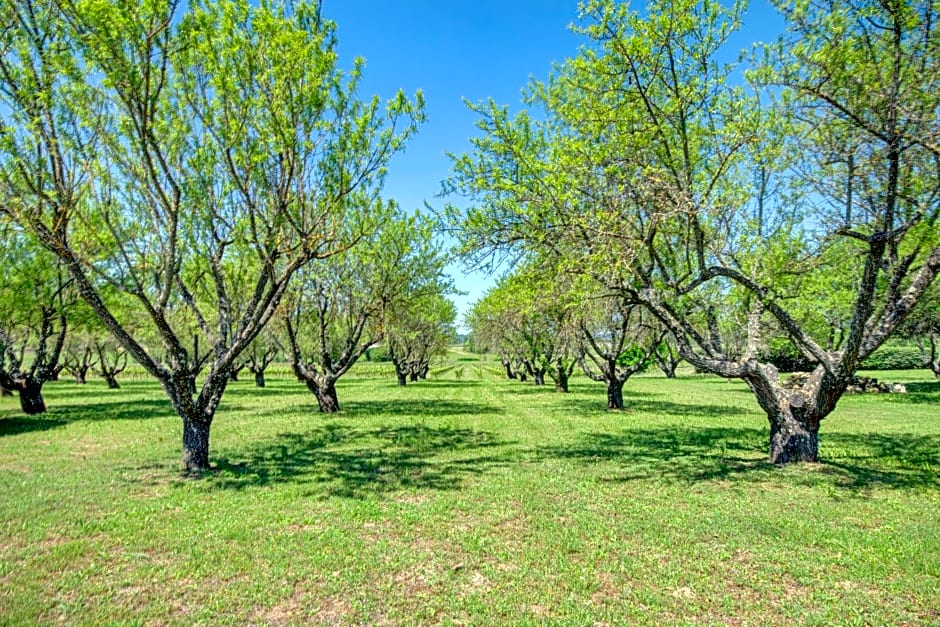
466;266;575;390
62;339;97;385
240;330;282;389
900;283;940;378
654;333;683;379
94;338;127;389
0;230;69;413
577;289;662;409
286;211;450;411
386;293;457;386
0;0;423;471
465;288;527;381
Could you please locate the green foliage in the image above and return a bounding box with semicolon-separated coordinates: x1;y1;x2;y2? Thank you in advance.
615;345;652;371
761;337;818;373
861;343;924;370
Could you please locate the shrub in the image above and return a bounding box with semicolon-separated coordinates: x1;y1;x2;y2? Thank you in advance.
861;343;923;370
761;338;817;373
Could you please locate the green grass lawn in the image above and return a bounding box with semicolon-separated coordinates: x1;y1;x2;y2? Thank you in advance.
1;366;938;625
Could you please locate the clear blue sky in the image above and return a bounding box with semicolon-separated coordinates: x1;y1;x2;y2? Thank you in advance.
320;1;785;330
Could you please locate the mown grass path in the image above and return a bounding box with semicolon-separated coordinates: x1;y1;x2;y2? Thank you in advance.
1;368;938;624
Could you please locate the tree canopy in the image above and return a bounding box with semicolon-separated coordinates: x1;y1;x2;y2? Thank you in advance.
446;0;940;463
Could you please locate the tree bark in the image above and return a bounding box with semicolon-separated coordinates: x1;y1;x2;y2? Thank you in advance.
315;378;340;413
553;360;570;393
607;378;625;410
768;412;819;464
102;373;120;389
17;378;47;415
502;360;517;380
743;366;833;465
182;411;212;473
396;371;407;386
254;370;266;388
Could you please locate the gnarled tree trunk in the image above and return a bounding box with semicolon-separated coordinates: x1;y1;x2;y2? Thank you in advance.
607;378;625;410
314;377;340;413
768;411;820;463
745;365;845;465
74;366;89;384
17;377;47;415
0;373;48;415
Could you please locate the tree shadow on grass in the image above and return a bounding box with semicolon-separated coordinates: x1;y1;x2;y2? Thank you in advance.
342;398;504;418
1;396;178;430
535;426;940;493
204;424;515;496
54;399;179;421
883;380;940;404
0;416;68;437
558;395;753;419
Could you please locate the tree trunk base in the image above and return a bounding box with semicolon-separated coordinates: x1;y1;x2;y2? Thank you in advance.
316;384;340;413
607;380;625;410
18;380;47;415
182;415;212;474
769;418;819;464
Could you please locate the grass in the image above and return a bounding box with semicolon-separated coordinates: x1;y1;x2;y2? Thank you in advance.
0;366;938;625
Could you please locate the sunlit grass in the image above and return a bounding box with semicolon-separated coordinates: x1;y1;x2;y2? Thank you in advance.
1;367;937;624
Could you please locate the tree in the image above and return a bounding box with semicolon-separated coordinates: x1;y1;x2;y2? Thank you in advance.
0;229;69;413
0;0;423;471
446;0;940;464
386;293;457;386
94;337;127;389
62;337;97;384
901;282;940;377
240;330;281;389
576;289;662;409
654;333;683;379
465;287;528;381
285;210;450;411
465;267;576;390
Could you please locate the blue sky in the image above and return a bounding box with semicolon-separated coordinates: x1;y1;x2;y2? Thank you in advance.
320;1;785;329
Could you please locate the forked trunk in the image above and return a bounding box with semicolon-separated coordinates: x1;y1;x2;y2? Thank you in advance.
254;371;266;388
409;371;418;382
533;371;545;386
503;360;517;380
74;367;88;385
768;412;819;464
607;379;624;410
103;373;120;389
747;367;831;465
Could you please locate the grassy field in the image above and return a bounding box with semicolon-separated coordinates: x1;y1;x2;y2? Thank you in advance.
1;358;938;625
